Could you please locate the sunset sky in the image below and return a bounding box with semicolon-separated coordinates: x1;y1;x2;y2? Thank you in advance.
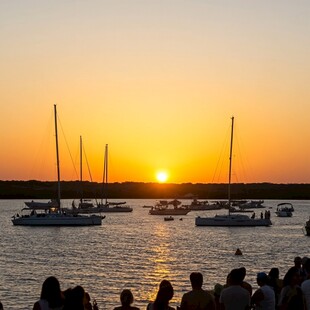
1;1;310;183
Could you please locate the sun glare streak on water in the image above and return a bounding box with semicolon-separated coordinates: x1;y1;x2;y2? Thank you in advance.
0;199;310;309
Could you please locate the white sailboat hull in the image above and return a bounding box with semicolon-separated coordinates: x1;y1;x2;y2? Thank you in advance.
12;214;102;226
195;215;272;227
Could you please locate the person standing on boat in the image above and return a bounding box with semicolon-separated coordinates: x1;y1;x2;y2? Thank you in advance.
179;272;215;310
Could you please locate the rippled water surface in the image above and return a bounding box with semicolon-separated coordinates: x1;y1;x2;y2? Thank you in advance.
0;199;309;309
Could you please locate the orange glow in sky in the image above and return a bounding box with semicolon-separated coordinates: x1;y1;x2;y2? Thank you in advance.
1;1;310;183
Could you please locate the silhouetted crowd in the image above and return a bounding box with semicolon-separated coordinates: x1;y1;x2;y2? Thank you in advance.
1;256;310;309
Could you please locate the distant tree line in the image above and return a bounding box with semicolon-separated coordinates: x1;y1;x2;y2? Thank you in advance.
0;180;310;200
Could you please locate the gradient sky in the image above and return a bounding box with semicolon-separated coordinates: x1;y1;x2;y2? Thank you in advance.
1;0;310;183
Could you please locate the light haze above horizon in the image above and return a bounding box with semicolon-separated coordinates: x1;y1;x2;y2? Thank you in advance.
1;1;310;184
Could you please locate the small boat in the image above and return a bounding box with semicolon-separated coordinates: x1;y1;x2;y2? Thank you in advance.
185;199;223;211
149;200;190;215
277;202;294;212
238;200;265;209
164;216;174;221
275;203;293;217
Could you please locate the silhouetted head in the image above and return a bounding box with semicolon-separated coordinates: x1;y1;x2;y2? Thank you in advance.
120;289;134;307
268;268;279;279
239;267;246;281
190;272;203;289
294;256;302;268
303;259;310;274
229;269;243;285
256;272;269;286
302;257;309;267
40;276;63;308
64;285;85;310
283;267;300;287
154;280;174;309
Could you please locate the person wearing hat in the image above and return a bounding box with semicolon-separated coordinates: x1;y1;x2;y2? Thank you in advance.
251;272;275;310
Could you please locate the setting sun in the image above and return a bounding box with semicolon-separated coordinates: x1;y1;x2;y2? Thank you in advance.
156;171;168;183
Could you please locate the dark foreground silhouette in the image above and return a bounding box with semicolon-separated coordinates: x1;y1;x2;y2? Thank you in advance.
1;255;310;310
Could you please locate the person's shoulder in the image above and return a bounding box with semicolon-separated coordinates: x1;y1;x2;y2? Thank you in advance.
146;302;153;310
302;279;310;288
33;301;41;310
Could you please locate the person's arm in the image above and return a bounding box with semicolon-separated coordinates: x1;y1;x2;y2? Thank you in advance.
208;297;216;310
179;295;187;310
251;289;264;308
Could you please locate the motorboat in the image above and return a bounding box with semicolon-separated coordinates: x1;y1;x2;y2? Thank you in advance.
185;199;223;211
238;200;265;209
275;203;293;217
12;105;103;226
149;200;190;215
164;216;174;221
195;117;272;227
276;202;294;212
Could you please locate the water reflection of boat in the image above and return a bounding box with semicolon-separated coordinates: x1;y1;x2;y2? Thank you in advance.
149;200;190;215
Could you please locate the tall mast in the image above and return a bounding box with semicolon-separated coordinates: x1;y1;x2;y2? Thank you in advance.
80;135;83;204
228;116;234;214
54;104;61;208
105;144;108;205
80;136;82;183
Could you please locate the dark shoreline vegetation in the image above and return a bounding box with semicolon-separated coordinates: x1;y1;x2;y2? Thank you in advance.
1;181;310;200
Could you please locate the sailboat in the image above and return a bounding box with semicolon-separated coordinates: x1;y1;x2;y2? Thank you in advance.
195;117;272;227
70;136;96;212
12;105;103;226
95;144;133;212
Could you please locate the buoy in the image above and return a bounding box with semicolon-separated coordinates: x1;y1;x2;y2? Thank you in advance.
235;248;242;255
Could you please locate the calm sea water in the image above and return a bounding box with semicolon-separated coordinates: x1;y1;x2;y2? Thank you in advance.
0;199;309;309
